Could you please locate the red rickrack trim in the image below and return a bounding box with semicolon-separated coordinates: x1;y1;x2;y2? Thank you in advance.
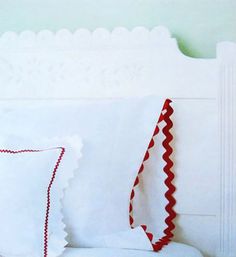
0;147;66;257
129;99;176;251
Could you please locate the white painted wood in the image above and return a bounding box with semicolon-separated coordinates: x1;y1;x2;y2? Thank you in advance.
174;214;218;257
0;26;217;99
217;42;236;257
0;26;235;257
173;99;219;216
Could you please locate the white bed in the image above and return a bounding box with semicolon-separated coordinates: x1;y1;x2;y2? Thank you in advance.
0;26;235;257
62;242;202;257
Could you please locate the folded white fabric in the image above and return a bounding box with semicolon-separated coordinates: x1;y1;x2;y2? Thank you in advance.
62;242;203;257
0;96;174;251
0;136;82;257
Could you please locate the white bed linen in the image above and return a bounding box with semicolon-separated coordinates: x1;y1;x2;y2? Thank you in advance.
0;136;82;257
0;96;166;250
62;242;203;257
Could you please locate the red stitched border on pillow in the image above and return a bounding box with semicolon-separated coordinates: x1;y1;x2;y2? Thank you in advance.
129;99;176;251
0;147;65;257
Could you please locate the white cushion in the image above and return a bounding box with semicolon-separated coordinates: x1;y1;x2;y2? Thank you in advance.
0;96;170;250
0;136;82;257
62;242;203;257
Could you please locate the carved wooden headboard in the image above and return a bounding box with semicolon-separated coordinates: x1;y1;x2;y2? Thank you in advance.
0;26;235;257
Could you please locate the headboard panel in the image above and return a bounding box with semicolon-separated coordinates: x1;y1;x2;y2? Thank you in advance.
0;26;235;257
0;27;217;99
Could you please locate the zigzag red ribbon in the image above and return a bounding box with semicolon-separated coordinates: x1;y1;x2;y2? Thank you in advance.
129;99;176;251
0;147;65;257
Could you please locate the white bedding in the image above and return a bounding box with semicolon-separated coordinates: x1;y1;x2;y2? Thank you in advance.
62;242;203;257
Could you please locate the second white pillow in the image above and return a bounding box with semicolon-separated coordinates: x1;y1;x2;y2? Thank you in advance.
0;96;164;249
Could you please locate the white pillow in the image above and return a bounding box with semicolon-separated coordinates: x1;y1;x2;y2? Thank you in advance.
0;96;175;251
0;136;82;257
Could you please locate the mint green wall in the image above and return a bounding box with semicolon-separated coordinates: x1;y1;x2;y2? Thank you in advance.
0;0;235;57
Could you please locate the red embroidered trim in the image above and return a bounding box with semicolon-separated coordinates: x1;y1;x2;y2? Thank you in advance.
0;147;65;257
129;99;176;251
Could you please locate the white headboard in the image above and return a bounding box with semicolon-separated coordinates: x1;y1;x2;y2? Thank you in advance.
0;26;235;257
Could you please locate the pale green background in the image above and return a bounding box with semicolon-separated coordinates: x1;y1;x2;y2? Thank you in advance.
0;0;235;57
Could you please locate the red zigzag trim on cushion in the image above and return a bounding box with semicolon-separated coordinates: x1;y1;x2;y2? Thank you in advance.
129;99;176;251
0;147;65;257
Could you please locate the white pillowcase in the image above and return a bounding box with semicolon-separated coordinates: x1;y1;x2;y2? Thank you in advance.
0;136;82;257
0;96;171;250
130;100;176;251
